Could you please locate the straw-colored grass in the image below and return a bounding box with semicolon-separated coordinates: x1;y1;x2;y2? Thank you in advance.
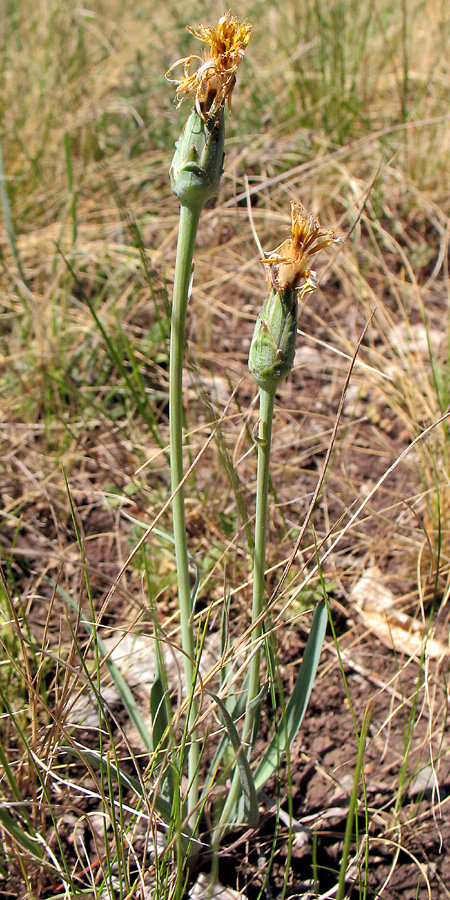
1;0;450;896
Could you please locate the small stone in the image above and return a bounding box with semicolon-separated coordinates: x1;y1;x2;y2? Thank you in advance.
190;873;245;900
409;765;438;799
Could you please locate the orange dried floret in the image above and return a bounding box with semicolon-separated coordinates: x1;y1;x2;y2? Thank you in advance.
263;202;340;296
166;11;251;120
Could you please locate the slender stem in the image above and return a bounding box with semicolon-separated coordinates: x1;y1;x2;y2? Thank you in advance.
216;385;276;836
169;202;202;825
243;386;276;746
336;705;372;900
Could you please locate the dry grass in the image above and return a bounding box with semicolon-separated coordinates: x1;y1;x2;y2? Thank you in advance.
1;0;450;897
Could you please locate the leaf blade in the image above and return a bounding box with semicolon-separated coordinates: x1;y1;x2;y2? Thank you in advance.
253;599;327;793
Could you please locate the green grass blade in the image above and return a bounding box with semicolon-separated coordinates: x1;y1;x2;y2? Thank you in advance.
0;135;28;289
336;705;373;900
50;579;151;751
150;675;170;754
0;742;28;812
62;745;175;826
0;808;44;859
58;250;165;449
119;511;200;613
207;690;259;827
253;599;327;793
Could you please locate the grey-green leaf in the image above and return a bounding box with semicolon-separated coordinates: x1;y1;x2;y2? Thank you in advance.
150;675;170;753
253;599;327;793
64;745;174;824
54;581;151;751
207;690;259;827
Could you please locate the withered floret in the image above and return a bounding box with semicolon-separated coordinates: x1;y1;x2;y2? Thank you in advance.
263;201;339;297
166;11;251;120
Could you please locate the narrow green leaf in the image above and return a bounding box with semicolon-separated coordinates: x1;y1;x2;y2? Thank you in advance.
336;704;373;900
253;600;327;793
49;579;151;751
58;250;165;449
207;690;259;827
143;544;175;808
248;680;269;711
150;675;170;753
0;136;28;289
0;740;23;804
219;589;234;714
63;745;175;824
119;512;200;615
74;613;151;751
144;545;173;757
0;808;43;858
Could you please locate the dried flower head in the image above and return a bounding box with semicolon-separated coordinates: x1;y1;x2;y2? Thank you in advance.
166;11;251;121
263;201;340;297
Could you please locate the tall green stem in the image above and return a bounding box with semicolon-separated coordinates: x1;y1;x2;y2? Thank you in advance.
243;386;275;746
169;101;225;835
216;385;276;834
170;202;202;824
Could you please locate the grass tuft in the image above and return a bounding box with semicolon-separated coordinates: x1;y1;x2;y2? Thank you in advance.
2;0;450;896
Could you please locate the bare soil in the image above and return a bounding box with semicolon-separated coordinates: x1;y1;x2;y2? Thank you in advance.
2;222;450;898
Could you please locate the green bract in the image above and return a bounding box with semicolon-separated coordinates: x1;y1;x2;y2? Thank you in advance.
248;285;298;389
170;107;225;211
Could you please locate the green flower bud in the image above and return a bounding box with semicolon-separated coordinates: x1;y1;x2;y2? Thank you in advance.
248;285;298;390
170;107;225;211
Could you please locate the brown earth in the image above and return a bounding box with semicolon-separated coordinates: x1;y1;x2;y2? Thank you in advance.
2;219;450;897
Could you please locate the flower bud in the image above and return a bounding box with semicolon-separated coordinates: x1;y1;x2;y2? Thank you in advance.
248;285;298;390
170;106;225;210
